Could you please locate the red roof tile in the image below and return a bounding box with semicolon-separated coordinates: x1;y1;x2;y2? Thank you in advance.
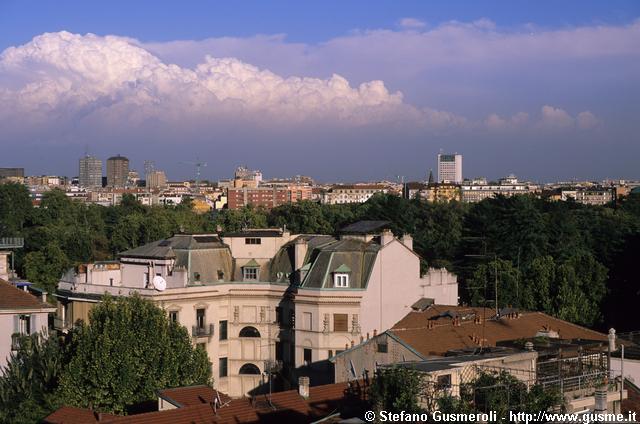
159;385;231;407
391;305;606;356
0;279;55;310
44;406;117;424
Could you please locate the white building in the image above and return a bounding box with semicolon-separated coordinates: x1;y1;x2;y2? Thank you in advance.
55;221;458;397
437;153;463;184
79;155;102;188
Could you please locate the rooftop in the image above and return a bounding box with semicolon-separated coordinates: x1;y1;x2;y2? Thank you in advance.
0;279;55;311
46;381;369;424
389;304;607;357
339;220;391;235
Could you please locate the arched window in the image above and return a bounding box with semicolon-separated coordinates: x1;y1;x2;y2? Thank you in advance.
239;363;261;375
239;326;261;338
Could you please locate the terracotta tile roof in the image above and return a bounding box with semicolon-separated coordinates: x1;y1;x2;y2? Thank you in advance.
50;381;369;424
0;279;55;310
159;385;231;407
623;380;640;416
390;305;607;357
44;406;117;424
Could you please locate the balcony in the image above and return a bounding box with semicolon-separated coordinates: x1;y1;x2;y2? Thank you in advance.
192;324;214;338
11;333;21;351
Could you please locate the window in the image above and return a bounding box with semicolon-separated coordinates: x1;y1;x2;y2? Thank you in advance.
333;314;348;332
377;343;388;353
334;274;349;287
303;348;312;365
239;363;261;375
245;238;262;245
169;311;179;323
275;342;283;361
436;374;452;389
143;272;150;286
219;320;228;341
239;326;261;338
196;308;206;329
156;272;162;277
275;306;283;324
18;315;31;335
219;357;228;378
328;350;333;358
303;312;312;331
109;278;114;286
243;267;258;281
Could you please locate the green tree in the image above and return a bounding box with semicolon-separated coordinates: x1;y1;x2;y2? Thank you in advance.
369;366;423;414
58;295;211;414
24;243;71;293
0;333;65;424
0;182;32;237
212;206;268;232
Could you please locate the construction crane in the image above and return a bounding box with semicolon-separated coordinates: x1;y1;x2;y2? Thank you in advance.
180;160;208;193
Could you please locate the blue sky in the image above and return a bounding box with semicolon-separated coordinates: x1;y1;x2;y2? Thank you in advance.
0;1;639;181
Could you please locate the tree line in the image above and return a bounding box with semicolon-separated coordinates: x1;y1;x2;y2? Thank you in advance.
1;183;639;329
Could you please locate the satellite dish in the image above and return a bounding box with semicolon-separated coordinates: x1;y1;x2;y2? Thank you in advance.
153;275;167;291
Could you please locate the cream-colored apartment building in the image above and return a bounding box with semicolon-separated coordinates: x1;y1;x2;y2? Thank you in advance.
54;221;458;397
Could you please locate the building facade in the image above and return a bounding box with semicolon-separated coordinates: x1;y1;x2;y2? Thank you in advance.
321;184;389;204
227;185;312;209
54;222;458;397
437;153;463;184
0;278;56;370
78;155;102;188
106;155;130;188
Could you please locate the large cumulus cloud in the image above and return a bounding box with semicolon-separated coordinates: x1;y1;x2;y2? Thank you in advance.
0;31;463;132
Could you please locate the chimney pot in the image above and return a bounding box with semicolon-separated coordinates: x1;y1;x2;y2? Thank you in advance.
373;329;377;337
298;376;310;398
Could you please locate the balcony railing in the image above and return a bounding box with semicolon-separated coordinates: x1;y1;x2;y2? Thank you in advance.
11;333;21;351
192;324;214;338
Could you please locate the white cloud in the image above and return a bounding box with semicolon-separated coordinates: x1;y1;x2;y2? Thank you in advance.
0;30;608;145
540;105;574;129
399;18;426;29
577;111;600;129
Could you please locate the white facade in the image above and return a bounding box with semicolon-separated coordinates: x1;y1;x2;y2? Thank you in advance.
437;153;463;184
56;228;458;397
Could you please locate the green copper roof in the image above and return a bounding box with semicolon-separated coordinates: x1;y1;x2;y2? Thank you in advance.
243;259;260;268
333;264;352;273
300;263;311;271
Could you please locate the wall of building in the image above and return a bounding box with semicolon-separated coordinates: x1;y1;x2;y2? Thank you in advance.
359;239;425;336
333;332;423;383
0;311;51;370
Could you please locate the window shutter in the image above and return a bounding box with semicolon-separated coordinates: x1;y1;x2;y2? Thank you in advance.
13;315;19;334
333;314;348;332
30;315;36;334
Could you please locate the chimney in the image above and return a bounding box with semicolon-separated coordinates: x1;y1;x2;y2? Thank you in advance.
380;229;394;246
294;238;308;270
401;234;413;250
373;329;377;337
608;328;617;352
298;377;310;399
0;252;9;281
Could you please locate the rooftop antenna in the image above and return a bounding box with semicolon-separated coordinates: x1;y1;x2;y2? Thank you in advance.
180;159;208;193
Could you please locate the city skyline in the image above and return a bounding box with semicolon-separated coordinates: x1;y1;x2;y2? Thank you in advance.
1;1;639;181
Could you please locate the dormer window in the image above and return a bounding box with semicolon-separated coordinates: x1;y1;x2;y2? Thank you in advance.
334;274;349;287
242;259;260;281
332;264;351;288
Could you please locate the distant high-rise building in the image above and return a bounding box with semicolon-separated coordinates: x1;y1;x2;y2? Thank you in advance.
106;155;129;187
78;156;102;188
146;170;167;190
0;168;25;179
437;153;462;183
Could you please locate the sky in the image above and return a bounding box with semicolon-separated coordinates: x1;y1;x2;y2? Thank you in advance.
1;0;639;182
